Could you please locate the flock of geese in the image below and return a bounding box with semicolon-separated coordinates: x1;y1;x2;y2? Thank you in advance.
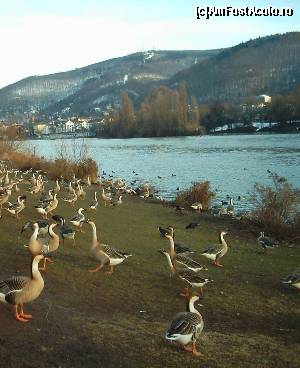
0;165;299;358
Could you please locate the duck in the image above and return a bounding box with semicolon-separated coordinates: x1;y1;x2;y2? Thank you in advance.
166;235;206;272
257;232;279;253
86;220;131;274
281;271;300;290
201;231;228;267
70;208;86;232
27;223;60;271
89;192;98;210
159;250;211;297
0;254;45;322
165;294;204;356
52;215;76;246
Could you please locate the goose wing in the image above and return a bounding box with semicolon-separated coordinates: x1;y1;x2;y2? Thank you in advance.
201;245;219;255
167;312;200;336
0;276;30;304
175;254;204;270
102;244;128;259
178;270;208;284
174;241;194;254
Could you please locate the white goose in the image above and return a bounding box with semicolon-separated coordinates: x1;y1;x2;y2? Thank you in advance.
201;231;228;267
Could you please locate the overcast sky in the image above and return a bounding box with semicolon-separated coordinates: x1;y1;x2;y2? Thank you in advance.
0;0;299;88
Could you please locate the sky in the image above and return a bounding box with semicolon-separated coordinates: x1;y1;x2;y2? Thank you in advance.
0;0;299;88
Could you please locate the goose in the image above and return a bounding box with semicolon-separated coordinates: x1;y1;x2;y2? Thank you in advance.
166;235;206;272
159;250;211;297
70;208;85;232
4;197;26;219
201;231;228;267
3;171;10;186
158;226;194;255
21;220;49;236
52;215;76;246
165;294;204;356
86;220;131;274
89;192;98;210
0;188;11;208
101;188;112;206
282;271;300;290
0;254;45;322
35;193;58;219
53;179;60;194
62;188;78;207
76;184;86;199
113;195;122;207
87;176;91;186
27;223;60;271
257;232;279;253
191;202;203;212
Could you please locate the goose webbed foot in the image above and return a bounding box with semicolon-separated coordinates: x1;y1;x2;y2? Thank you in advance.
13;305;29;323
104;266;114;275
88;265;102;273
20;304;32;319
192;341;203;357
213;260;223;267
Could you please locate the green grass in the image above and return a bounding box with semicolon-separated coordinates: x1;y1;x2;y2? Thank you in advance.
0;183;299;368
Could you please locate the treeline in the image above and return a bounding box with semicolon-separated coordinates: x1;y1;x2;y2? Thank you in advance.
96;82;204;138
200;87;300;132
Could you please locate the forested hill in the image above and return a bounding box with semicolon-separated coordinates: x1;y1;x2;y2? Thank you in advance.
0;49;220;115
170;32;300;102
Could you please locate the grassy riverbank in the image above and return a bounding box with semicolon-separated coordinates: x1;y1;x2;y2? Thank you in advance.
0;182;299;368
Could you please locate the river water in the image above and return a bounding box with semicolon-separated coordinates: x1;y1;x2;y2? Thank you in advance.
27;134;300;208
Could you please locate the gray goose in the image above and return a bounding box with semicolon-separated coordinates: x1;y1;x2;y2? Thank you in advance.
282;271;300;290
201;231;229;267
69;208;85;232
86;220;131;274
165;294;204;356
159;250;211;297
166;235;206;273
52;215;76;246
0;254;45;322
158;226;194;255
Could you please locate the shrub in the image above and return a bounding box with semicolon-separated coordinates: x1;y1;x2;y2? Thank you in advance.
251;173;300;237
0;139;99;181
175;181;215;210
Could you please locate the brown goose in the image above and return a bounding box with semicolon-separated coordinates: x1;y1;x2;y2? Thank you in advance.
86;220;131;274
0;254;45;322
27;222;60;270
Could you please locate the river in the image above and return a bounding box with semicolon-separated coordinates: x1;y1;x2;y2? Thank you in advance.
27;134;300;209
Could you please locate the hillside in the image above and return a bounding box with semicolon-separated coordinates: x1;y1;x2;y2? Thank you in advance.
0;50;220;116
171;32;300;102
